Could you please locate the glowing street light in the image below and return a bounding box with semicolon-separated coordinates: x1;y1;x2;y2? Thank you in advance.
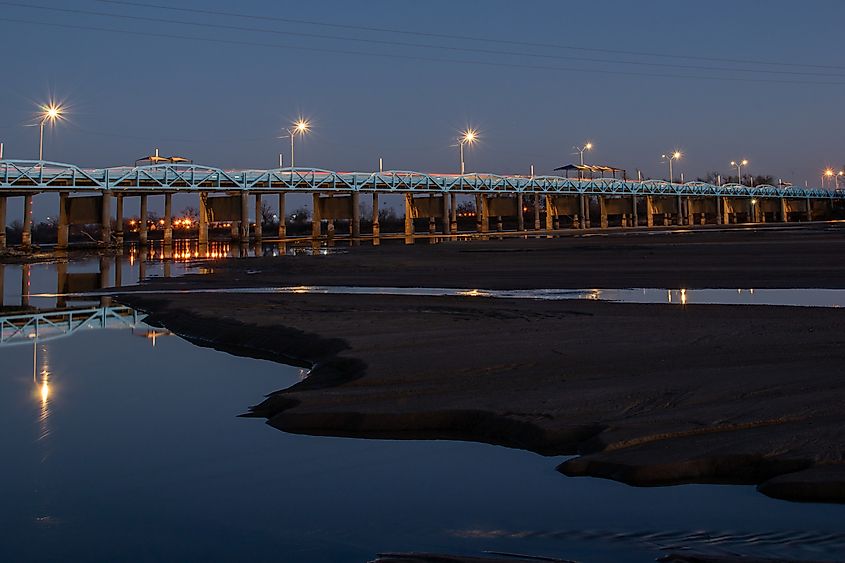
280;118;310;168
573;141;593;167
37;102;64;161
458;128;477;175
661;150;682;183
730;159;749;185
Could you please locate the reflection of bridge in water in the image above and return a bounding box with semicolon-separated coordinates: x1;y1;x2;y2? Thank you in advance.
0;305;144;347
1;160;844;250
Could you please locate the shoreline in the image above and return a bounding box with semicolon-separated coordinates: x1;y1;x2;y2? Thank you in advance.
120;225;845;503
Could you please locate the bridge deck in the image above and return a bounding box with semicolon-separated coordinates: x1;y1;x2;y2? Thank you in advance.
1;160;842;200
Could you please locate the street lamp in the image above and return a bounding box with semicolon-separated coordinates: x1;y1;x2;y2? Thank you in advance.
573;141;593;166
661;150;682;183
38;102;64;161
822;168;835;190
730;159;749;185
280;118;310;168
458;128;477;175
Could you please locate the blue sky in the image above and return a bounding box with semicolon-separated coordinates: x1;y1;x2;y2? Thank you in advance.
1;0;844;218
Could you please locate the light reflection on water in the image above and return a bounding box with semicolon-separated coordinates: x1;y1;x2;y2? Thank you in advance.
2;253;845;562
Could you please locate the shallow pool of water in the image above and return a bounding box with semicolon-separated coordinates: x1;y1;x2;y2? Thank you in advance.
3;255;845;562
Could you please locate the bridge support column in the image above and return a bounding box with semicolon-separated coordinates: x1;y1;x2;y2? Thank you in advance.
198;192;209;247
163;192;173;246
57;192;69;250
254;194;263;240
646;196;654;227
239;192;249;242
517;193;525;231
534;194;541;230
115;194;124;245
372;193;380;238
101;193;112;245
404;193;414;237
599;197;608;229
21;194;32;248
0;195;6;250
351;191;361;238
631;195;638;227
479;195;490;234
580;194;590;228
450;193;457;233
806;198;813;221
139;194;149;246
429;194;437;234
277;193;286;238
780;198;788;222
442;193;451;235
544;195;554;232
475;195;483;232
312;193;323;239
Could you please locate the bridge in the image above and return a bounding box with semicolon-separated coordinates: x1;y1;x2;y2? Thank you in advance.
1;159;843;249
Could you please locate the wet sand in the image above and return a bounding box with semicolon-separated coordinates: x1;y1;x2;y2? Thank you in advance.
121;223;845;503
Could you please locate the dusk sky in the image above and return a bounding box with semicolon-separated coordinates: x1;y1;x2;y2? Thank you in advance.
2;0;844;217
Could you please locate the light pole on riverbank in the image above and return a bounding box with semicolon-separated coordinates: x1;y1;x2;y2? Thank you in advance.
37;102;64;161
662;151;682;183
731;159;748;185
458;129;477;175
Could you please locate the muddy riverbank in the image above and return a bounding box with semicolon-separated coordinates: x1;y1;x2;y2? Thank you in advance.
120;224;845;503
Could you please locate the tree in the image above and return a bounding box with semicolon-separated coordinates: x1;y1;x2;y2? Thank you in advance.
456;201;476;217
259;201;275;225
181;206;199;221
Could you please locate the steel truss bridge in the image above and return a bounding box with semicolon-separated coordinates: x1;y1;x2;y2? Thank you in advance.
0;305;144;347
2;160;843;200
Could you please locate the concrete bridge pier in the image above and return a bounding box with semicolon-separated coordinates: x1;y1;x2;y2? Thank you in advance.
163;193;173;246
21;194;33;248
442;193;451;235
239;192;249;242
516;194;525;231
351;192;361;238
139;194;149;246
449;193;457;234
599;197;609;229
277;193;286;238
533;194;541;230
57;192;69;250
101;193;112;244
372;193;380;238
806;198;814;221
479;195;490;234
0;195;6;249
404;193;414;237
580;195;590;228
631;195;638;227
198;193;209;247
780;198;788;222
645;196;654;227
313;193;323;239
115;195;124;245
253;194;263;241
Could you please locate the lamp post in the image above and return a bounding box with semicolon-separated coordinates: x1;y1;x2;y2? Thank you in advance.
280;119;310;168
38;103;64;161
730;159;748;185
458;129;477;175
823;168;834;190
661;151;682;183
573;142;593;167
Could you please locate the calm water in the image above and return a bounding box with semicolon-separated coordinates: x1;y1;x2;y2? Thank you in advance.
2;247;845;563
